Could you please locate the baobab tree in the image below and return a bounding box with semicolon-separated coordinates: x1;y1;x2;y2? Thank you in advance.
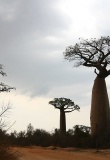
49;98;80;135
64;36;110;141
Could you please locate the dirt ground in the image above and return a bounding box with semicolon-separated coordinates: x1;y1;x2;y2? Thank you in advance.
16;146;110;160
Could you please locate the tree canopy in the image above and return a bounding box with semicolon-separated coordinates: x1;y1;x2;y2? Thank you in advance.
64;36;110;78
49;98;80;113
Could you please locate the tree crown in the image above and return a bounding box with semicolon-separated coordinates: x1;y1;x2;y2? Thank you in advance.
64;36;110;78
49;97;80;113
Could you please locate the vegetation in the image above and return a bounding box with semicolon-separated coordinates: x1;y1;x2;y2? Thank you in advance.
0;64;20;160
49;98;80;135
64;36;110;144
0;64;15;92
1;122;110;149
2;123;92;148
1;37;110;151
0;105;21;160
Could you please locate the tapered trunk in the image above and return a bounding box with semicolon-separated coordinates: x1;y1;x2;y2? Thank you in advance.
90;76;110;140
60;109;66;135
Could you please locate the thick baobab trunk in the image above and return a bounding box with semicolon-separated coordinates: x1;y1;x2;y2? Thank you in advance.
60;109;66;135
90;76;110;140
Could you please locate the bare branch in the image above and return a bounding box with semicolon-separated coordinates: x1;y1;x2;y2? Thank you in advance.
64;36;110;78
6;121;16;132
0;102;11;117
0;103;12;129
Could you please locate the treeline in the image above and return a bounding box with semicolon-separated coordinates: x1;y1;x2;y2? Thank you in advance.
0;123;92;148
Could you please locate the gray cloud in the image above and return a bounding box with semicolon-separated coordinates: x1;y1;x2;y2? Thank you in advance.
0;0;109;99
0;0;72;97
1;0;110;132
90;0;110;36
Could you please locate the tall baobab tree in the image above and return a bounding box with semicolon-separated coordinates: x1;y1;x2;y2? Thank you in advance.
64;37;110;141
49;98;80;135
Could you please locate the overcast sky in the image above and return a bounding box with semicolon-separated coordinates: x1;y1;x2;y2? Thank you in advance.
0;0;110;133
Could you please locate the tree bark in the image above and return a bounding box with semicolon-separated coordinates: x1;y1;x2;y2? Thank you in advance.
60;109;66;135
90;76;110;140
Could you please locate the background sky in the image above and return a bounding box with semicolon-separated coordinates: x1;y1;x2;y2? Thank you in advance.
0;0;110;133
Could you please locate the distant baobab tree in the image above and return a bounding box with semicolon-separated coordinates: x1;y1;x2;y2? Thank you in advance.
49;98;80;135
64;36;110;142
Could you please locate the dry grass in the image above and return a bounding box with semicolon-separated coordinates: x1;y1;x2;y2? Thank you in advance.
0;141;21;160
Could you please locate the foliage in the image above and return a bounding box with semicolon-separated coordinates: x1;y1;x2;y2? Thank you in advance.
3;123;110;148
49;97;80;135
5;124;93;148
0;64;15;92
72;125;91;148
49;97;80;112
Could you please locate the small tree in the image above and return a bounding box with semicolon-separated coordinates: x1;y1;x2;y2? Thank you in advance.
26;123;34;137
64;37;110;143
0;64;19;160
0;64;15;130
49;98;80;135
